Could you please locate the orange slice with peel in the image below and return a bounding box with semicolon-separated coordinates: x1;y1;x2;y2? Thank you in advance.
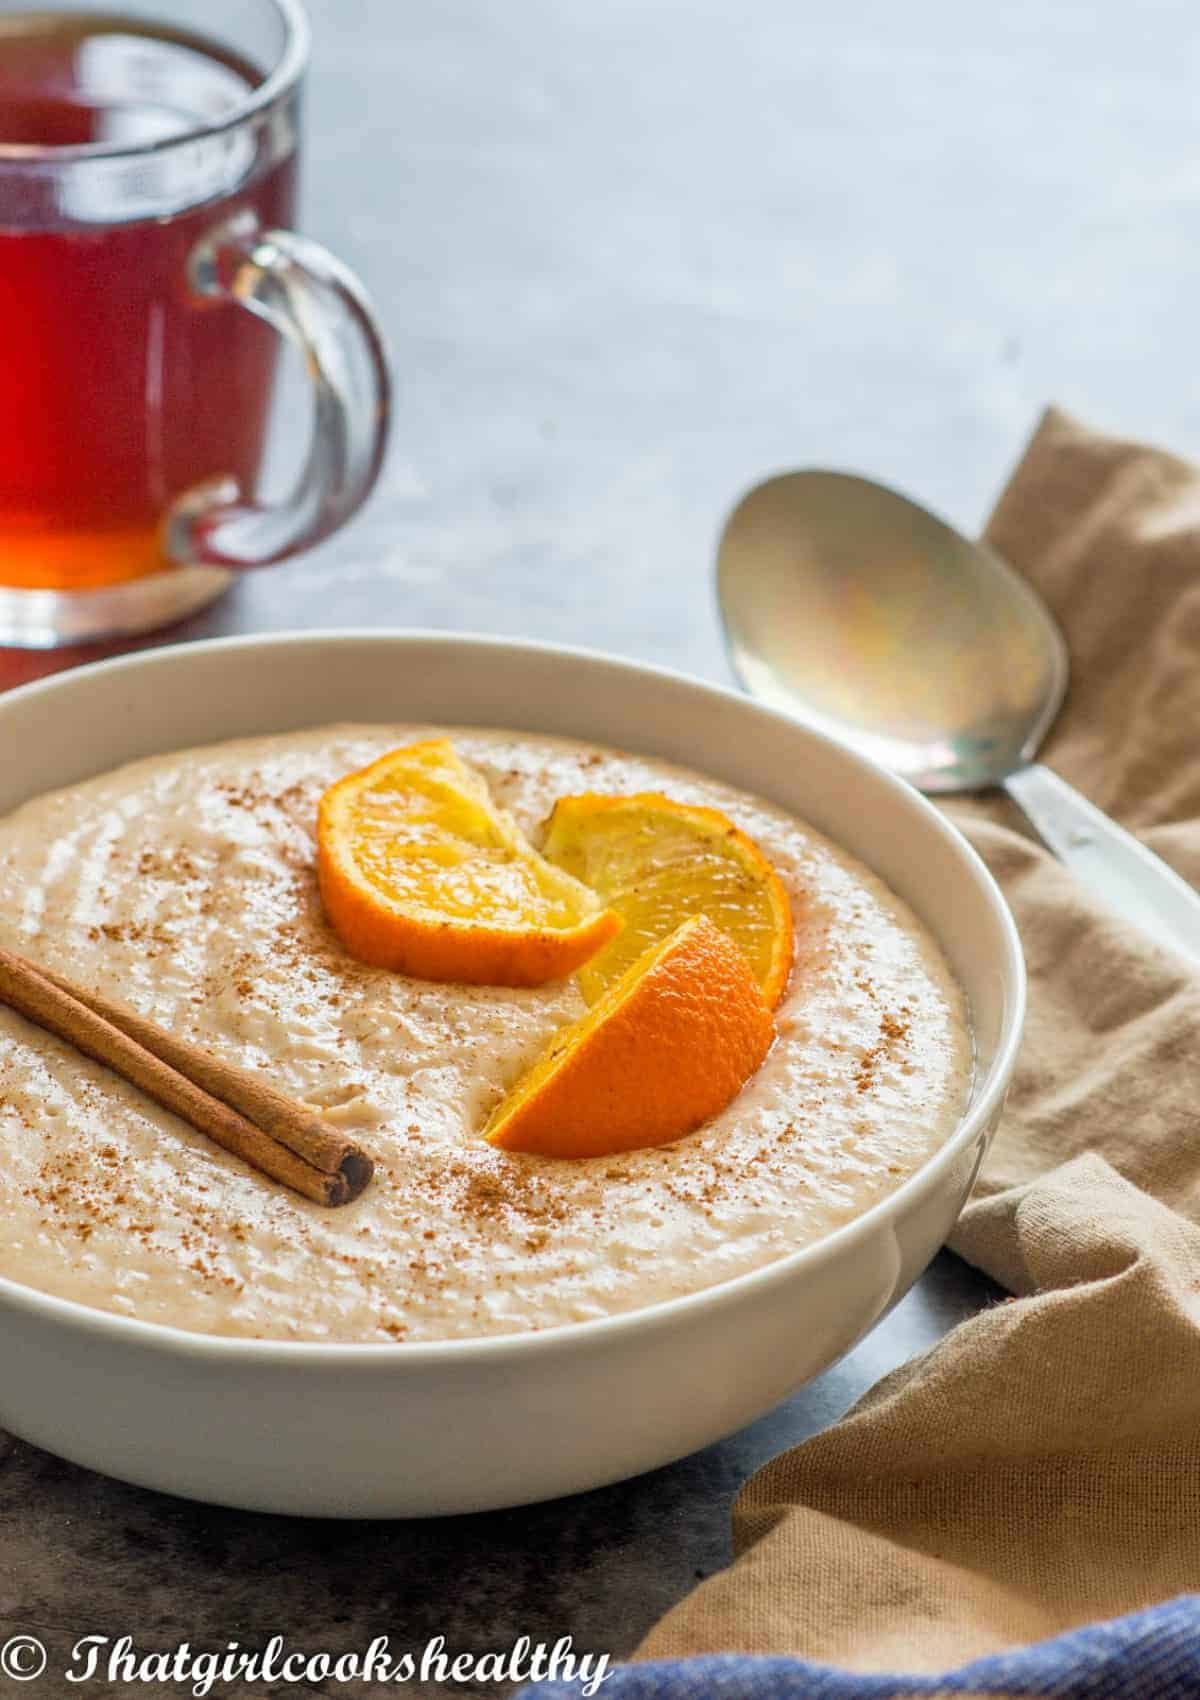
317;739;621;985
541;792;794;1009
484;914;775;1157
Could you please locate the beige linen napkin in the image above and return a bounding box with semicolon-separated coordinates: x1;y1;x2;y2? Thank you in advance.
637;407;1200;1672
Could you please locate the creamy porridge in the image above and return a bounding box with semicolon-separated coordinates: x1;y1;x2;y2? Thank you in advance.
0;725;972;1342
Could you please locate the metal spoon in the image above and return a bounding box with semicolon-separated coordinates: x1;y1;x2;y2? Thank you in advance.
717;469;1200;964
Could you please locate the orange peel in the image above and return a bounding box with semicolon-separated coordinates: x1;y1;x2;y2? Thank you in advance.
484;914;775;1158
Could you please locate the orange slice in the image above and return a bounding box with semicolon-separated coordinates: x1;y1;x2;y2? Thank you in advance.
317;739;621;985
541;792;794;1008
484;914;775;1157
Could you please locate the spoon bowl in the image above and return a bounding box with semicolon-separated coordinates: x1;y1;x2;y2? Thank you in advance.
718;471;1069;793
718;469;1200;965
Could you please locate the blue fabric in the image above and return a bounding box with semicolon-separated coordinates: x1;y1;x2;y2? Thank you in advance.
518;1595;1200;1699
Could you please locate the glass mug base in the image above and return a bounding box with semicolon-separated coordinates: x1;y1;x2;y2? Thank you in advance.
0;566;232;650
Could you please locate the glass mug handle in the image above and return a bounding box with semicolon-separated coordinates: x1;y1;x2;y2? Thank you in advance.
167;211;391;568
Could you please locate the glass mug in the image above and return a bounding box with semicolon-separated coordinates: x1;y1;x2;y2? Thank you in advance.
0;0;390;648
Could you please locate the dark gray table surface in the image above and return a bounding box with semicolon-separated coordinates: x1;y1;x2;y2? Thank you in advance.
1;0;1194;1689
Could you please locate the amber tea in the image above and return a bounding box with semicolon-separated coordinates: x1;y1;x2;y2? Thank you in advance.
0;12;296;590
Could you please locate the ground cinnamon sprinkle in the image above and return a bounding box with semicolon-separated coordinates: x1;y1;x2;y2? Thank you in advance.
451;1160;567;1231
854;1005;912;1095
881;1011;910;1044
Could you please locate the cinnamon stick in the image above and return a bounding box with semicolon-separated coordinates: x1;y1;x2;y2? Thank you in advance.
0;946;373;1207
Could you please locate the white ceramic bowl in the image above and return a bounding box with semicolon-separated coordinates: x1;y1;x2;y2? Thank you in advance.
0;632;1024;1517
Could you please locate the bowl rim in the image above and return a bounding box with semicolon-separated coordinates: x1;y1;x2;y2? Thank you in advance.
0;628;1026;1366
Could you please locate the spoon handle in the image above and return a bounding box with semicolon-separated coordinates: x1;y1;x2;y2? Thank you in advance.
1003;763;1200;965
